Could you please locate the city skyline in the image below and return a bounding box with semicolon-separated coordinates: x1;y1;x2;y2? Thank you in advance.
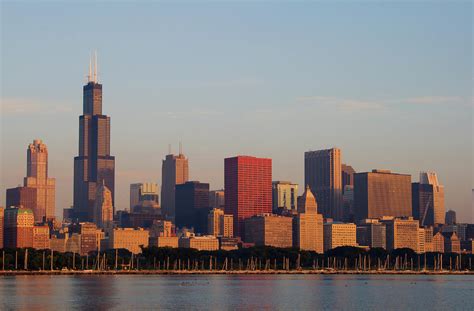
1;2;473;222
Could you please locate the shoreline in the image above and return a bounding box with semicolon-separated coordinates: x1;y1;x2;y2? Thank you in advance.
1;270;473;276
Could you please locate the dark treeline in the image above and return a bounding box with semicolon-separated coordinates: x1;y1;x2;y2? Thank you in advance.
0;247;473;271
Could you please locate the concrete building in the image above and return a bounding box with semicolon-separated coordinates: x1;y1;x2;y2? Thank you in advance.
382;217;419;251
445;210;456;225
130;182;159;210
432;232;445;253
423;227;434;253
33;225;50;249
354;170;412;222
108;228;149;254
178;234;219;251
356;219;386;249
161;153;189;222
4;207;35;248
50;235;66;252
412;172;445;226
207;208;233;238
293;186;323;253
305;148;343;220
94;182;113;229
70;222;99;255
6;187;37;217
175;181;210;233
323;222;357;251
209;190;225;209
149;236;179;248
73;63;115;222
225;156;272;237
272;181;298;213
244;214;293;248
442;232;461;254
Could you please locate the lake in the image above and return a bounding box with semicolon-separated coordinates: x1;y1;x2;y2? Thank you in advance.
1;274;472;310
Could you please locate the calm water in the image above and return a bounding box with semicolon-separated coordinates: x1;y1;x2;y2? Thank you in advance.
1;274;473;310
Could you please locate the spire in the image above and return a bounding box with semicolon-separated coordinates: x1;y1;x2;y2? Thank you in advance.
94;50;98;83
179;141;183;155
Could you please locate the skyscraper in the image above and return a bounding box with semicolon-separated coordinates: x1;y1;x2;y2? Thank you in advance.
175;181;209;233
412;172;445;226
304;148;343;220
94;182;114;230
161;153;189;221
341;164;355;190
445;210;457;225
272;181;298;213
225;156;272;237
130;182;160;210
73;54;115;222
23;139;56;222
354;170;412;221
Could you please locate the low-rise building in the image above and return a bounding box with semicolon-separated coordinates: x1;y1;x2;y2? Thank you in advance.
356;219;386;249
178;234;219;251
33;225;50;249
244;214;293;248
108;228;149;254
443;232;461;254
149;236;179;248
323;222;357;251
382;217;419;251
4;206;35;248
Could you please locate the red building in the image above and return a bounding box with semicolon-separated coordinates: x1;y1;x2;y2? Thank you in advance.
224;156;272;238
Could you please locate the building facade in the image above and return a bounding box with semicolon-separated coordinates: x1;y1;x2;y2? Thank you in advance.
94;182;114;229
224;156;272;237
356;219;386;249
175;181;210;233
6;187;37;216
445;210;456;225
32;225;50;250
354;170;412;222
108;228;149;254
178;234;219;251
323;222;357;251
130;182;159;210
293;186;323;253
304;148;343;220
0;207;3;249
207;208;233;238
382;217;419;251
73;58;115;222
412;172;445;227
4;207;35;248
272;181;298;213
209;190;225;209
244;214;293;248
161;153;189;222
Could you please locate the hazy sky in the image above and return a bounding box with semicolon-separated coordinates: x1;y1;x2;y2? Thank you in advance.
1;1;473;222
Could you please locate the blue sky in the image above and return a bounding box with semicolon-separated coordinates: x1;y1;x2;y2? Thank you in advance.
1;1;473;222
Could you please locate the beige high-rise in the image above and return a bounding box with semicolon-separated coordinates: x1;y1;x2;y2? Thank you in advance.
94;182;113;229
161;153;189;221
208;208;234;238
23;139;56;222
382;217;419;251
293;186;324;253
323;222;357;251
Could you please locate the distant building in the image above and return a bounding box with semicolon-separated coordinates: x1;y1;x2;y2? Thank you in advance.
6;187;37;216
118;210;161;229
69;222;99;255
149;236;179;248
323;222;357;251
341;164;356;189
442;232;461;254
356;219;386;249
149;220;175;237
175;181;210;234
33;225;50;249
209;190;225;209
161;153;189;222
130;182;159;210
342;185;355;222
272;181;298;213
178;234;219;251
0;207;4;249
442;224;468;241
445;210;456;225
225;156;272;237
293;186;323;253
244;214;293;248
412;172;445;226
94;182;114;229
423;227;434;253
382;217;419;251
460;240;473;254
207;208;233;238
432;232;445;253
4;207;34;248
108;228;149;254
305;148;343;220
354;170;412;222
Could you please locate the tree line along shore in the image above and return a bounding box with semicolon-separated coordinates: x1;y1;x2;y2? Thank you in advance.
1;246;473;274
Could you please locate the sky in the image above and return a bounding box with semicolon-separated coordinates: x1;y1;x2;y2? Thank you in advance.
1;1;473;222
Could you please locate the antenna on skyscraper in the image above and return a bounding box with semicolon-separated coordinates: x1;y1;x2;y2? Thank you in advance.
94;50;98;83
179;141;182;155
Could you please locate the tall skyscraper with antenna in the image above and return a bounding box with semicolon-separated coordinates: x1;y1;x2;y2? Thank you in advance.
73;52;115;222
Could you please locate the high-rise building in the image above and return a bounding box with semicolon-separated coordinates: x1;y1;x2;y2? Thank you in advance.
356;219;386;249
342;185;355;222
4;207;35;248
94;182;114;229
209;190;225;209
130;183;159;210
207;208;233;238
244;214;293;248
293;186;324;253
73;55;115;222
225;156;272;237
445;210;456;225
304;148;343;220
341;164;355;190
0;207;4;249
323;222;357;251
6;187;37;213
412;172;445;226
272;181;298;213
22;139;56;222
161;153;189;221
382;217;419;251
354;170;412;222
175;181;209;233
